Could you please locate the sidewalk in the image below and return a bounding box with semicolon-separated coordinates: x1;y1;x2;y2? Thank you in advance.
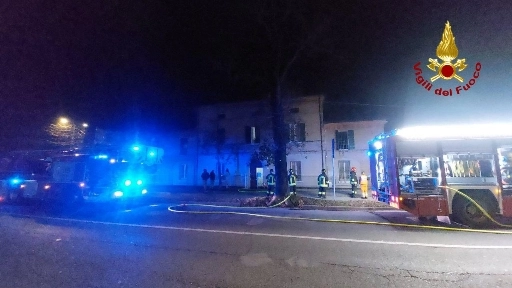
148;186;393;211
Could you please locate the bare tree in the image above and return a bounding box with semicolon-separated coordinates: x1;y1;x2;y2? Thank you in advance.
46;123;87;149
252;0;339;196
199;125;241;187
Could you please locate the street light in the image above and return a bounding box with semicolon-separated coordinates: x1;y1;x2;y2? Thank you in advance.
48;117;89;149
59;117;70;125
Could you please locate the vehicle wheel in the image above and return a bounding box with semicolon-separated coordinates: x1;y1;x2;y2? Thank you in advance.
452;196;495;227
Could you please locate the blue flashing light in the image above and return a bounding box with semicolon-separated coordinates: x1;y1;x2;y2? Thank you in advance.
373;140;383;150
367;151;372;156
10;178;21;185
109;159;116;164
132;146;140;151
142;189;148;194
113;191;123;198
149;151;155;157
124;180;132;186
98;154;108;159
136;180;143;185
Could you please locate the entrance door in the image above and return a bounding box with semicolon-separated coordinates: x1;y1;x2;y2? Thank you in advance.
338;160;350;184
256;168;263;188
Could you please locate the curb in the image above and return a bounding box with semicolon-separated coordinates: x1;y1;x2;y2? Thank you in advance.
148;192;394;211
299;205;397;211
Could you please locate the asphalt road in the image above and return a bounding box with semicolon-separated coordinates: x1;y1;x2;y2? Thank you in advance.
1;197;512;288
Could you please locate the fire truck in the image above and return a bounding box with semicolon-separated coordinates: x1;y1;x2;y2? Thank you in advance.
0;144;163;204
368;123;512;227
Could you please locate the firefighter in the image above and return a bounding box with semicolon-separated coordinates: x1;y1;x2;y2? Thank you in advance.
288;168;297;196
359;171;369;199
266;169;276;197
349;167;358;197
317;168;328;198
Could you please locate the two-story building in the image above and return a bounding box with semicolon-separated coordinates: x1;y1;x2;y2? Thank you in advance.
149;95;386;189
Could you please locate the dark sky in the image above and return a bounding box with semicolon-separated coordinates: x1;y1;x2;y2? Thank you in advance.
2;0;512;147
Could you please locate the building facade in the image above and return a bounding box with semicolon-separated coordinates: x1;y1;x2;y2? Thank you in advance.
150;96;386;188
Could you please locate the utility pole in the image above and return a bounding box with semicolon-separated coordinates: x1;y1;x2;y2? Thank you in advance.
332;139;335;199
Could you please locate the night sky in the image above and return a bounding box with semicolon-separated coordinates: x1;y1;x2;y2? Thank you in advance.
2;0;512;149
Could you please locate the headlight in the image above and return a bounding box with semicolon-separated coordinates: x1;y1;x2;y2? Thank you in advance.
113;191;123;197
124;180;132;186
137;180;143;185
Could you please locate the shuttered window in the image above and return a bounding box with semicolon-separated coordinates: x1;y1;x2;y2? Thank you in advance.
336;130;355;150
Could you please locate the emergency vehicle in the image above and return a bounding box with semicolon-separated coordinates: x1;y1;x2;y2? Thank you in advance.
368;123;512;227
0;144;163;204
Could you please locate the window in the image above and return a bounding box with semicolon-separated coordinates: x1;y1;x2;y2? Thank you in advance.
443;153;494;178
338;160;351;182
245;126;260;144
290;161;302;181
180;138;188;155
289;123;306;142
179;164;187;180
335;130;355;150
290;108;299;114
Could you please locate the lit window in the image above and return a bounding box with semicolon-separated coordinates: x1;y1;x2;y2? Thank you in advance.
245;126;260;144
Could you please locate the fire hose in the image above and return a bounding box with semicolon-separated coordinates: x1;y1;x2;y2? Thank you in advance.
168;189;512;234
439;186;512;229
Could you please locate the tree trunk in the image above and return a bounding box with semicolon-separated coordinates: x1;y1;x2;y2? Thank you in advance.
271;88;288;197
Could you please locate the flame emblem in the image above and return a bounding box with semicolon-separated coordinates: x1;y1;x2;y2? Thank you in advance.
427;21;467;82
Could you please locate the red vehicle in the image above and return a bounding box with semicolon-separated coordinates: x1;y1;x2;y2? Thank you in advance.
368;123;512;227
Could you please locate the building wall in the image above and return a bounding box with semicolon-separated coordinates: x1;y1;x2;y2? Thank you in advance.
151;96;386;189
323;120;387;188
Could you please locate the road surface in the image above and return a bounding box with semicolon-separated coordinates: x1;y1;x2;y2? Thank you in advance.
0;199;511;287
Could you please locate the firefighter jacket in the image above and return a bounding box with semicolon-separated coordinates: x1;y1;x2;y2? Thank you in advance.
318;173;328;187
288;173;297;186
266;173;276;186
349;171;358;185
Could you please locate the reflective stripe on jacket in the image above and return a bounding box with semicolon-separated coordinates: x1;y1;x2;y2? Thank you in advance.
288;174;296;186
318;174;328;187
266;174;275;185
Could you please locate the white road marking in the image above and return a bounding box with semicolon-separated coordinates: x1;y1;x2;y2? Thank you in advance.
7;213;512;249
372;210;409;213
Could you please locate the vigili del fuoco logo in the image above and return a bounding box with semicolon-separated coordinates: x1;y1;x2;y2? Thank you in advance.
413;21;481;96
